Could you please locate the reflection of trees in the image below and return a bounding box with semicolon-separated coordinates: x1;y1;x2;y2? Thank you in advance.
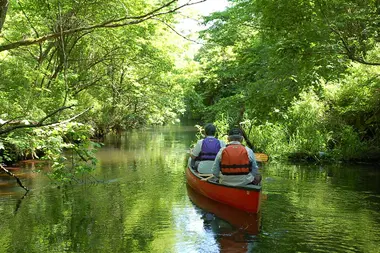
202;212;257;253
1;128;380;252
14;190;29;214
187;184;260;252
261;163;380;252
2;170;180;251
0;127;193;252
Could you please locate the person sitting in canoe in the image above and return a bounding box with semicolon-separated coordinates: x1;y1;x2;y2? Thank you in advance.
190;123;226;174
212;128;261;186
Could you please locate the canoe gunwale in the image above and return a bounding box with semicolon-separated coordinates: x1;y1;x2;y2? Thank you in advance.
189;166;261;192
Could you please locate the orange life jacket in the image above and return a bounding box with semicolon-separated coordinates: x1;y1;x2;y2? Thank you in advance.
220;144;252;175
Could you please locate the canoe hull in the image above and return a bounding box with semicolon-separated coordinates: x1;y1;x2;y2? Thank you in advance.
185;167;261;213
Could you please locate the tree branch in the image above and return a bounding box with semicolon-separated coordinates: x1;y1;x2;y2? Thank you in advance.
72;77;103;96
0;105;85;135
0;164;29;192
347;57;380;66
152;17;204;44
0;0;9;33
17;0;39;37
318;0;380;66
0;0;207;52
0;115;26;128
48;106;93;127
237;106;255;151
38;105;74;125
330;26;380;66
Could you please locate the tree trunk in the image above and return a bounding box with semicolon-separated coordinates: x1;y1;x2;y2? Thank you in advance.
0;0;8;33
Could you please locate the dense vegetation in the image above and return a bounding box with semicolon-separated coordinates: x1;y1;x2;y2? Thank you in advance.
191;0;380;163
0;0;201;182
0;0;379;185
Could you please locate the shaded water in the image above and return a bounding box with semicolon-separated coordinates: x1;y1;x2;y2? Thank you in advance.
1;125;380;252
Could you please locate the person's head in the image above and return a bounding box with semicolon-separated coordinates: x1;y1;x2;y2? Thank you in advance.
227;127;243;142
204;123;216;136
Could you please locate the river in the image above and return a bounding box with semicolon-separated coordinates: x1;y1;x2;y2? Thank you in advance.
0;125;379;252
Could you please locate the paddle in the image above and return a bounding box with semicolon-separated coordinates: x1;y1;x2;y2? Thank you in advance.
237;125;267;186
238;125;269;163
254;152;269;163
235;106;269;163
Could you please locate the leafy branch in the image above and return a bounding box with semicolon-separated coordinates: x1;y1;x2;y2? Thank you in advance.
317;0;380;66
0;106;92;135
330;26;380;66
152;17;204;45
0;0;206;52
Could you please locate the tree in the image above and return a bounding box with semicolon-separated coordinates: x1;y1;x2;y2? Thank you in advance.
0;0;206;186
192;0;380;161
0;0;205;52
0;0;8;32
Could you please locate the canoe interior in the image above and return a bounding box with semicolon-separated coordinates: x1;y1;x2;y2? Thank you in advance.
188;166;261;191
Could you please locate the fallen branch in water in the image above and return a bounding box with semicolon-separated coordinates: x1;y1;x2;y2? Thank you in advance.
0;164;29;192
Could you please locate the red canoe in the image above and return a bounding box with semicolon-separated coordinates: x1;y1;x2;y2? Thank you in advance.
185;166;262;213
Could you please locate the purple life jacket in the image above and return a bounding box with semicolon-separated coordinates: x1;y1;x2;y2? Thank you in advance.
198;137;221;161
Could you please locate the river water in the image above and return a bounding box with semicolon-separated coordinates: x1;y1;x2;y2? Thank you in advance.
0;125;379;253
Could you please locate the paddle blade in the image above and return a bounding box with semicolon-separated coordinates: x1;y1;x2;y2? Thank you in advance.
255;153;269;162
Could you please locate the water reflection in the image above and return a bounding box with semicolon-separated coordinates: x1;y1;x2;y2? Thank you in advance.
0;126;380;252
0;162;39;199
260;163;380;253
186;184;260;252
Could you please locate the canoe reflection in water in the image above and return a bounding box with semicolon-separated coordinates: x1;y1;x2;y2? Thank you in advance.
186;184;261;252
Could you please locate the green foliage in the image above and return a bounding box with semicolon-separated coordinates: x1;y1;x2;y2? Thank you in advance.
244;120;288;160
330;125;366;160
206;94;245;123
286;90;331;155
190;0;380;162
213;114;232;141
1;122;99;183
323;63;380;160
0;0;199;184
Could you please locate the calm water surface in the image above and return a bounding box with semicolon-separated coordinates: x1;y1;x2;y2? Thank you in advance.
1;125;380;252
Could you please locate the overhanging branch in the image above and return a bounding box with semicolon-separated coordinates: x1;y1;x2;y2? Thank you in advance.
318;1;380;66
48;106;92;127
330;26;380;66
0;0;207;52
0;106;91;135
152;17;204;44
0;164;29;192
38;105;74;125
